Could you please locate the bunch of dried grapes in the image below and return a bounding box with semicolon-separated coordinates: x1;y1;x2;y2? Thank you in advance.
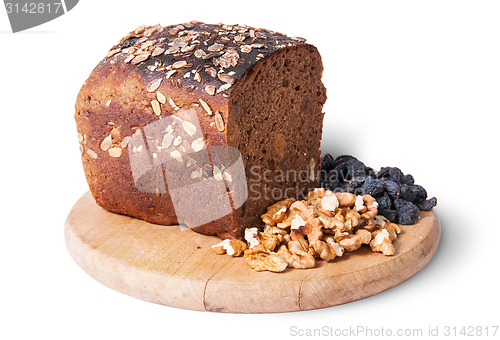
320;154;437;225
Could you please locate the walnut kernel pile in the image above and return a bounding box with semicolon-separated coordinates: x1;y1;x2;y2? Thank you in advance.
211;188;402;272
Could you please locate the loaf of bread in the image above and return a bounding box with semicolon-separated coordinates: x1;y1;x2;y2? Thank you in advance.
75;22;326;239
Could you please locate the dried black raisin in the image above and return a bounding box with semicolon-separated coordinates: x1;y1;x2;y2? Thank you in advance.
394;199;420;225
365;167;377;178
325;170;341;188
345;159;366;179
332;155;360;169
382;179;401;200
400;174;415;185
377;167;392;179
416;197;437;211
411;184;427;202
362;176;385;197
376;192;393;210
388;167;404;183
400;184;417;202
321;153;335;173
352;187;366;196
351;175;367;189
331;163;348;182
379;209;398;223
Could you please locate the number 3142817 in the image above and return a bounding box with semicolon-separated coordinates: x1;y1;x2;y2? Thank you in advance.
444;326;499;337
5;2;63;14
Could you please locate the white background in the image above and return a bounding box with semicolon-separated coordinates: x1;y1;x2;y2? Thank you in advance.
1;1;499;339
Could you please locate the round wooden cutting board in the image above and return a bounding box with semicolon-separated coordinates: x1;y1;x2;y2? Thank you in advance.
65;192;440;313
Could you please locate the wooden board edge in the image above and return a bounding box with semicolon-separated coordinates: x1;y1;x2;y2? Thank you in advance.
64;214;209;312
298;211;441;311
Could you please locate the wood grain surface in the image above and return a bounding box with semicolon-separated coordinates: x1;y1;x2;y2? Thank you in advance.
65;191;440;313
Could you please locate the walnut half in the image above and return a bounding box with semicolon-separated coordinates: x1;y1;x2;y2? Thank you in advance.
277;231;315;269
310;236;345;261
368;216;402;255
338;229;372;252
244;244;288;272
260;198;295;226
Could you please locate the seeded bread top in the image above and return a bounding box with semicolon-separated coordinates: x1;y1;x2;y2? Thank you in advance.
103;21;307;97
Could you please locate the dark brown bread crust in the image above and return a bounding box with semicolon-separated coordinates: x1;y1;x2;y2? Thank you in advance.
75;22;325;239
